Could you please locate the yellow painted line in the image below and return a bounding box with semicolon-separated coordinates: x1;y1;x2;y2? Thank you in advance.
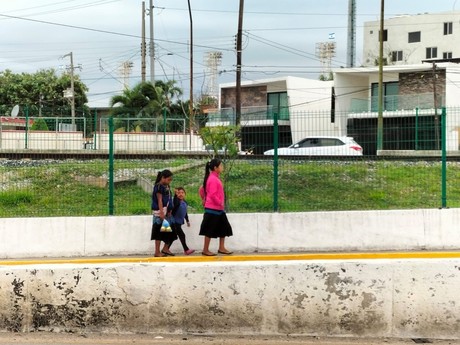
1;251;460;266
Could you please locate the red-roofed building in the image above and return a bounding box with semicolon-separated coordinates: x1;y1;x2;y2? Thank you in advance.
0;116;34;130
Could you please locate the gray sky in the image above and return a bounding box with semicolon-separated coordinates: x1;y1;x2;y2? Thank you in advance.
0;0;457;107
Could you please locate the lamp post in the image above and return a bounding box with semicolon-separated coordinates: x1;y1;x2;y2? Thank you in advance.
63;52;76;126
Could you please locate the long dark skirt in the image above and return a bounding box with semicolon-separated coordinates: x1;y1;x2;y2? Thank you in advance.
151;215;178;243
199;209;233;238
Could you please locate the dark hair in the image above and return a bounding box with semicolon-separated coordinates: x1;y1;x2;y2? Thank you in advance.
155;169;173;184
175;186;186;193
202;159;222;192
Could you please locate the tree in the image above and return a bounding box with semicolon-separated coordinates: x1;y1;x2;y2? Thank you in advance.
0;69;88;117
30;118;49;131
109;80;185;132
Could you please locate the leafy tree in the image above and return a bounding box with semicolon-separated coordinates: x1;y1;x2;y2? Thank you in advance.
0;69;88;117
30;118;49;131
109;80;185;132
199;125;240;158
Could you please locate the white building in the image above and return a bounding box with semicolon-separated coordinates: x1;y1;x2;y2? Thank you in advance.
333;63;460;153
363;11;460;66
214;76;333;153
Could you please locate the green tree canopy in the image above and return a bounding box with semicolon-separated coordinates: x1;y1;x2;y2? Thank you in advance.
0;69;88;117
109;80;186;132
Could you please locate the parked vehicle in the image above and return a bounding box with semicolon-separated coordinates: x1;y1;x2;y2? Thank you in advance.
263;136;363;156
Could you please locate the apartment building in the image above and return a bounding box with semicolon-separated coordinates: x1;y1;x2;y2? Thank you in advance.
362;11;460;66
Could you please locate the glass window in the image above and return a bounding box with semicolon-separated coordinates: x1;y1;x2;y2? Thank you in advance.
391;51;403;62
444;22;453;35
443;52;453;59
319;138;343;147
371;82;399;111
268;92;289;120
408;31;421;43
426;47;438;59
298;138;319;148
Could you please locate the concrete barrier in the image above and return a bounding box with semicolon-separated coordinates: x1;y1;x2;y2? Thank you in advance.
1;208;460;338
0;208;460;259
0;256;458;338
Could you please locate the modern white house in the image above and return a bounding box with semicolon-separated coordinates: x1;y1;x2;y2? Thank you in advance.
363;11;460;66
334;63;460;154
212;76;333;154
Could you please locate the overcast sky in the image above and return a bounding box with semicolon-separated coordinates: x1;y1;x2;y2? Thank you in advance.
0;0;457;107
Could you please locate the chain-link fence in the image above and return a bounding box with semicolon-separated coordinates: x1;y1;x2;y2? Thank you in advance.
0;106;459;217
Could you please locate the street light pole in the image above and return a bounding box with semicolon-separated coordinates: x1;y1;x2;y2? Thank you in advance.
63;52;75;126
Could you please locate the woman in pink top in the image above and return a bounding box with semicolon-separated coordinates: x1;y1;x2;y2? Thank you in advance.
199;159;233;256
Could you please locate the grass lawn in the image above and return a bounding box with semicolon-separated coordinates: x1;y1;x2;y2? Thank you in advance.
0;158;459;217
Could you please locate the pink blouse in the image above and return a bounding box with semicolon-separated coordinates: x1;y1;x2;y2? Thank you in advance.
200;171;225;210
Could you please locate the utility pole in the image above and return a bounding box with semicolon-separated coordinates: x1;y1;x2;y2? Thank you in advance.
235;0;244;126
187;0;193;141
149;0;155;84
377;0;384;151
141;1;146;83
63;52;76;126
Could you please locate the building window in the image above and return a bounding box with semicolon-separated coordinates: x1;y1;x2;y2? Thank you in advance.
443;52;453;59
444;22;453;35
391;51;403;62
371;81;399;111
379;29;388;42
426;47;438;59
267;92;289;120
408;31;421;43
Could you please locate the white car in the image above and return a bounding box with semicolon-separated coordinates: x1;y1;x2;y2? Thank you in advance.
263;136;363;156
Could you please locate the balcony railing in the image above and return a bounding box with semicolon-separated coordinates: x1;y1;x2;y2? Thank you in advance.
206;105;288;124
351;93;445;113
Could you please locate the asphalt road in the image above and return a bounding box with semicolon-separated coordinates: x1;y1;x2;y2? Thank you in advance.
0;333;458;345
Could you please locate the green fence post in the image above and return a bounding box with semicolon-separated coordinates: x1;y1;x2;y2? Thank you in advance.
441;107;447;209
415;107;419;150
25;106;29;149
273;111;279;212
93;109;98;150
108;116;114;215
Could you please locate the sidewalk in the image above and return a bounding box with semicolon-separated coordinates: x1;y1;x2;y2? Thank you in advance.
0;333;456;345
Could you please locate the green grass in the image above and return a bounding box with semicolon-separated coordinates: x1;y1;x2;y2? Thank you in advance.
0;158;459;217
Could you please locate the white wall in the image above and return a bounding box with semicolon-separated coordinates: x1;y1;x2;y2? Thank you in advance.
286;77;336;142
1;208;460;259
94;132;204;152
0;130;84;150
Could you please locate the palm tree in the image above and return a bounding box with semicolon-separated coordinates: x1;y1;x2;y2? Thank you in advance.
109;80;184;132
154;80;183;109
